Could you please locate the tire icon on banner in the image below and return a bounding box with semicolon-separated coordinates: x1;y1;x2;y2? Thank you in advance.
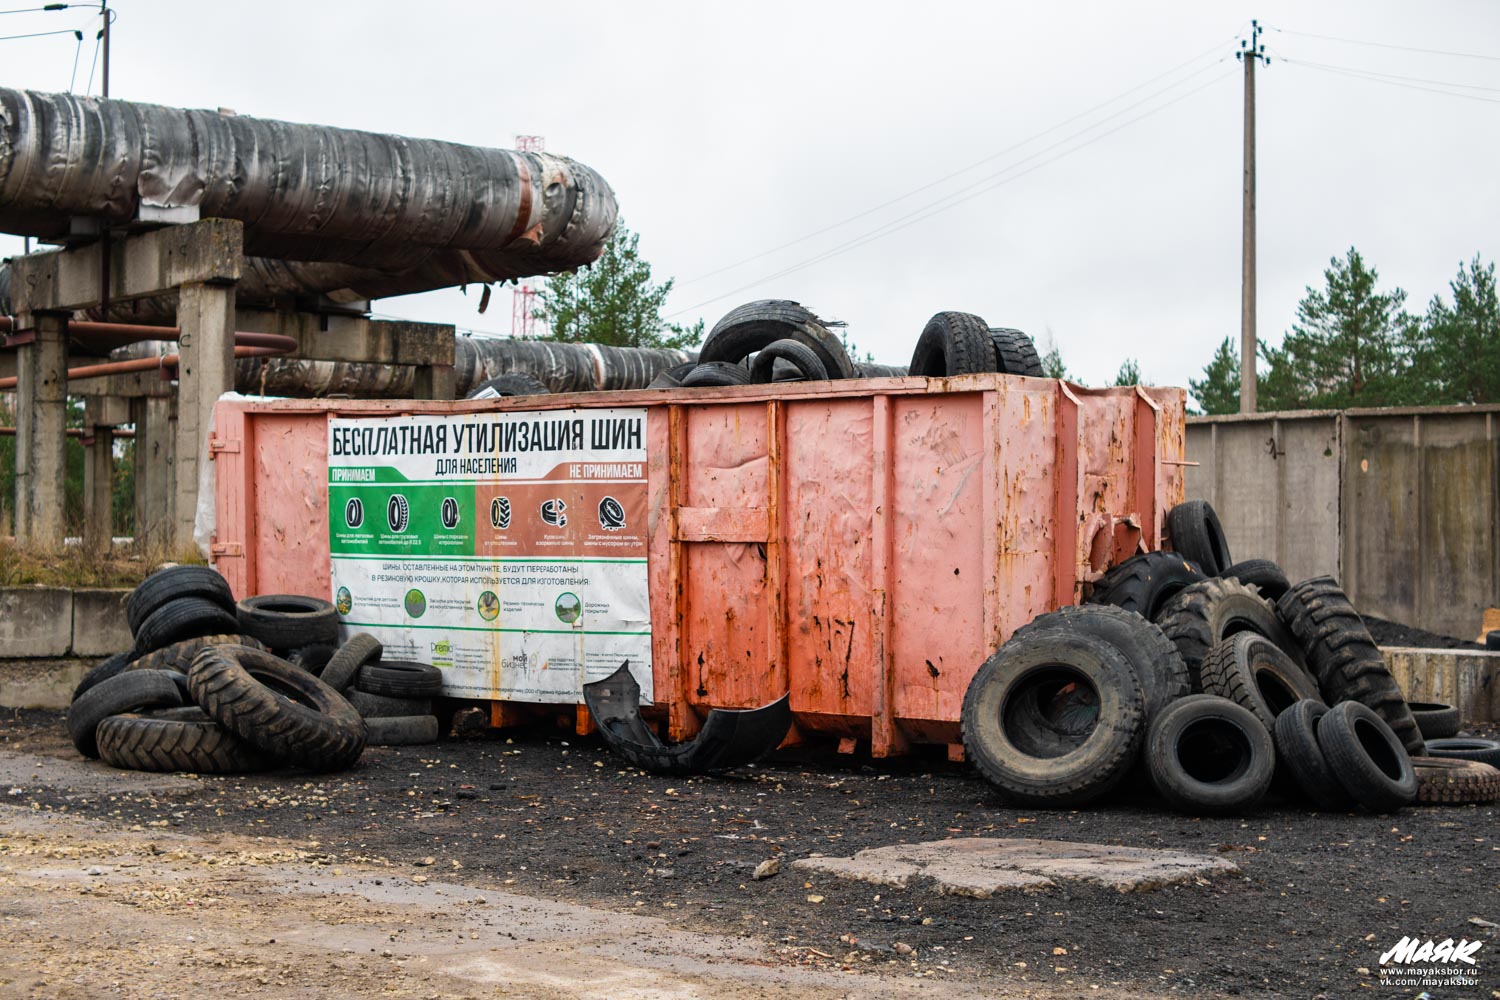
490;496;512;530
598;496;626;531
540;498;567;527
441;496;460;530
387;494;410;533
344;497;364;529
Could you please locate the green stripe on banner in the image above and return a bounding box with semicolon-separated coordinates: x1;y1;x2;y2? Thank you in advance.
341;621;651;636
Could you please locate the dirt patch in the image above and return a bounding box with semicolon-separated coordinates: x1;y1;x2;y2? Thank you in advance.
1365;615;1484;651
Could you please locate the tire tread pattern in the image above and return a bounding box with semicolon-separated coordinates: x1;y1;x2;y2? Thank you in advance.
97;709;269;773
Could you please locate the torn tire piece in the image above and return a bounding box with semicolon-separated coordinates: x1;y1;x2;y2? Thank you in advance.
583;662;790;776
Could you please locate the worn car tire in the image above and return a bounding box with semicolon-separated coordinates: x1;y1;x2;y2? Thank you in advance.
961;630;1145;806
188;645;366;771
1408;702;1461;741
126;634;267;675
236;594;340;651
749;339;829;383
1087;551;1207;622
1199;632;1323;732
1412;757;1500;805
680;361;753;388
1011;605;1189;726
126;566;235;634
466;373;550;399
97;707;269;774
67;669;185;759
132;597;241;657
854;362;907;378
1421;737;1500;768
348;689;433;719
1316;701;1417;812
71;651;134;703
365;715;441;747
1165;500;1232;576
1219;559;1291;602
1145;694;1275;814
1272;699;1355;811
357;660;444;699
1275;577;1423;755
699;300;855;380
647;361;699;389
321;633;384;693
1156;578;1304;692
908;311;997;378
988;328;1045;377
288;643;338;675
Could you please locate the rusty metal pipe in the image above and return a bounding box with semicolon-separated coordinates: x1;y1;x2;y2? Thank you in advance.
0;427;135;438
0;334;295;389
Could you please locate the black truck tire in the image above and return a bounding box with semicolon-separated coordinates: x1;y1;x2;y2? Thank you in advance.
67;669;185;759
466;373;550;399
1218;559;1291;602
132;597;241;657
365;715;441;746
749;339;829;383
1010;604;1189;726
699;300;855;380
1316;700;1417;812
1275;577;1424;755
126;566;235;634
1407;702;1460;741
680;362;752;388
236;595;341;650
1272;699;1355;811
97;707;270;774
1086;551;1207;622
1199;631;1323;732
71;652;134;703
961;630;1145;806
357;660;444;699
1412;757;1500;805
1164;499;1232;576
647;361;699;389
1145;694;1275;814
126;634;267;675
1420;737;1500;769
1156;578;1304;692
348;689;433;719
988;328;1045;377
908;311;997;378
188;645;366;772
321;633;384;693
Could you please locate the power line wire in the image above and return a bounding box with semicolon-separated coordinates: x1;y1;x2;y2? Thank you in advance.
1268;25;1500;64
0;4;82;14
0;25;76;41
83;14;99;93
66;23;81;90
667;69;1235;319
678;32;1242;287
1277;55;1500;94
1281;57;1500;105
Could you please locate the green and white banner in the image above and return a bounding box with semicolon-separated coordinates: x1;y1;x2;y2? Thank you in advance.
327;408;652;703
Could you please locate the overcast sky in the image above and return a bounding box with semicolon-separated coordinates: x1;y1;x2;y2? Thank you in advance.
1;1;1496;393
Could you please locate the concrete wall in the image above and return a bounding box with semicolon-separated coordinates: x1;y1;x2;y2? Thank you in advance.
1187;405;1500;638
0;587;131;659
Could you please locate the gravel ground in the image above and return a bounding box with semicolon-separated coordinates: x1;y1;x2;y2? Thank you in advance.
1364;616;1486;652
3;707;1499;998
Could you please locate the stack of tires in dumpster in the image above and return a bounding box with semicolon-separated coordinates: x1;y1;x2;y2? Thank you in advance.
65;567;444;773
962;498;1500;814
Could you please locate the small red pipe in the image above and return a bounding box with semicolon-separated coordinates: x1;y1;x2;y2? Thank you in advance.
0;427;136;439
0;333;296;389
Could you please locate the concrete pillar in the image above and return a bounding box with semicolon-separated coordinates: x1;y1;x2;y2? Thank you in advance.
173;281;236;551
413;363;457;400
14;312;69;549
82;396;128;552
132;395;175;546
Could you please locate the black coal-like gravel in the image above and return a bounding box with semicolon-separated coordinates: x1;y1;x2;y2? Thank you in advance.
1363;615;1484;651
3;707;1497;997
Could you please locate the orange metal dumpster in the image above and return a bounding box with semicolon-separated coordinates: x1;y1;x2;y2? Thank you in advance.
210;374;1185;757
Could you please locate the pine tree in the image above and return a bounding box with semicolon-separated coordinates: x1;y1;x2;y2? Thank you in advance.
1189;337;1239;414
1039;332;1071;380
1112;358;1142;386
535;221;702;350
1411;255;1500;404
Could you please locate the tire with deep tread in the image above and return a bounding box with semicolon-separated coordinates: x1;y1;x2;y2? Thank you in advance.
357;660;444;699
1087;551;1208;622
1316;701;1417;812
1421;737;1500;768
1010;605;1189;726
1145;694;1275;814
1219;559;1291;602
961;631;1145;806
126;566;235;634
1165;500;1232;576
1199;632;1323;732
97;707;270;774
749;339;829;383
188;645;366;771
235;594;340;650
1275;576;1423;755
1412;757;1500;805
71;652;133;703
365;715;441;746
132;597;241;657
680;362;753;388
125;634;267;675
67;669;185;758
988;328;1045;377
348;689;433;719
908;311;997;378
1408;702;1460;741
699;300;856;380
1156;578;1304;692
322;633;383;693
466;373;551;399
1273;699;1355;811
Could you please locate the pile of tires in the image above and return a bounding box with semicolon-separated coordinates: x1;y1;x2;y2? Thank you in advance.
960;499;1497;814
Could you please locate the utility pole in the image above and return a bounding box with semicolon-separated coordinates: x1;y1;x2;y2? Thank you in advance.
100;1;110;97
1238;21;1268;413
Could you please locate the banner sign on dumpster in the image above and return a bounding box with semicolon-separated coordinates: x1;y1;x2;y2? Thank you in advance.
326;408;651;704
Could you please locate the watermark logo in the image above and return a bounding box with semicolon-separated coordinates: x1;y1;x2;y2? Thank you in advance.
1376;935;1482;990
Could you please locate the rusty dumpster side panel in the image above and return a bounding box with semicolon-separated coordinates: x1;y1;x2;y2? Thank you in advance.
212;375;1185;756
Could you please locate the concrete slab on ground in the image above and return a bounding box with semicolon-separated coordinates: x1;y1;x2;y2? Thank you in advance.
792;837;1239;896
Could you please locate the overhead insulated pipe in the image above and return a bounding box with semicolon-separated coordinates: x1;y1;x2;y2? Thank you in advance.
0;88;617;297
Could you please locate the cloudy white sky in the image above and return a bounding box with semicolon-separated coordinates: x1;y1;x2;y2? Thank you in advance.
1;0;1496;392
